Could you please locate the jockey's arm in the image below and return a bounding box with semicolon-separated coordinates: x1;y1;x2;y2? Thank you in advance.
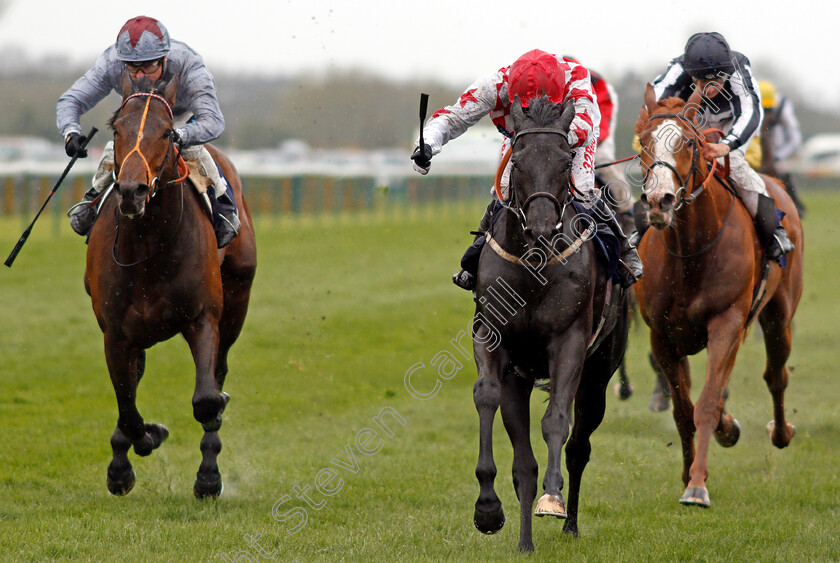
56;50;119;140
171;59;225;147
563;62;600;150
417;71;502;156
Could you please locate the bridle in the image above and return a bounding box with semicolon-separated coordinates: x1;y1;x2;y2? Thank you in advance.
111;91;190;267
115;92;188;198
644;112;734;260
643;113;720;210
497;127;574;234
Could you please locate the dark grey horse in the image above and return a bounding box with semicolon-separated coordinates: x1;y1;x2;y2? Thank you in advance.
470;96;630;551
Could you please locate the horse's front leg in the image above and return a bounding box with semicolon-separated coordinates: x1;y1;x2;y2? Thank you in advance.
536;320;588;519
104;335;168;496
650;333;695;490
472;322;509;536
685;309;746;507
183;315;227;498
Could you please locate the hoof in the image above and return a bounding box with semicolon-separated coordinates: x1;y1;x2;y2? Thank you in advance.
146;423;170;446
766;420;795;448
133;423;169;456
534;493;567;519
714;418;740;448
518;540;535;552
679;486;710;507
473;505;505;534
106;467;136;496
194;476;224;499
613;381;634;400
648;389;670;412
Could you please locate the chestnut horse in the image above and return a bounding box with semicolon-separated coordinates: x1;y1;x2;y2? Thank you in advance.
85;72;256;498
471;97;630;551
634;84;803;507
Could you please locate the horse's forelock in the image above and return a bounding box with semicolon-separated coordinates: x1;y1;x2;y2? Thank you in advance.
524;95;568;129
638;96;695;139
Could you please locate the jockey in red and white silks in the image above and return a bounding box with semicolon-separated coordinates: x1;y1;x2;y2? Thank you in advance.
414;49;601;206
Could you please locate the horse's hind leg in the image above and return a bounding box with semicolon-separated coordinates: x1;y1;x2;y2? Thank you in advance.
472;323;508;536
759;299;796;448
104;337;168;495
563;360;609;538
499;369;537;552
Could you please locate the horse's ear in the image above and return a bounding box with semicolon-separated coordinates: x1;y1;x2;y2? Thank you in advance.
559;100;576;132
683;87;703;122
163;73;179;107
120;69;136;101
510;95;526;128
643;82;658;114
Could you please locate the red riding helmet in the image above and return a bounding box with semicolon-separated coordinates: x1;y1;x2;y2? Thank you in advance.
508;49;566;108
115;16;171;62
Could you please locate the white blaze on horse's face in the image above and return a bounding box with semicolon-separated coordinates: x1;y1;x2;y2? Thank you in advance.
645;119;683;229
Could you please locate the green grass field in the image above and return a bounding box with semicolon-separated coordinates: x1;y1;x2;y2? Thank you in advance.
1;192;839;562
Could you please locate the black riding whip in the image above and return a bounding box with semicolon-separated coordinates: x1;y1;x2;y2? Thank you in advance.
5;126;98;267
418;92;429;154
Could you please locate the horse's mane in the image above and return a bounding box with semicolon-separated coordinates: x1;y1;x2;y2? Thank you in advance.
108;76;169;130
525;95;570;130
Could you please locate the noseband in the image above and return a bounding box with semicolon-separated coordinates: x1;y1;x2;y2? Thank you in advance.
503;127;572;232
116;93;187;197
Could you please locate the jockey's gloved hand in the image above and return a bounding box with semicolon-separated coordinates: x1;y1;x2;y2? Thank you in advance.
65;132;88;158
168;128;183;150
411;144;433;175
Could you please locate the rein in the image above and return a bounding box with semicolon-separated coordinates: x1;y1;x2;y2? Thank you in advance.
112;182;185;268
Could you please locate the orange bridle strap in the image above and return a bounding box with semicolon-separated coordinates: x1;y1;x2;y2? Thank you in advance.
118;96;155;188
494;146;512;201
697;127;726;193
117;93;181;197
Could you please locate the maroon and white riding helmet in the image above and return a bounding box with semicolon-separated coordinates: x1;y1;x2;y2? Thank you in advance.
507;49;567;108
115;16;170;62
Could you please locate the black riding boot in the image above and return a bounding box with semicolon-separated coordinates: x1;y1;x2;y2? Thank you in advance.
67;188;100;236
214;192;241;249
453;200;498;290
755;193;794;262
592;197;644;288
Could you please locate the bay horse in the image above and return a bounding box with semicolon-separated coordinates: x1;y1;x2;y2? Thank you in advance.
634;84;803;507
85;72;256;498
471;96;630;551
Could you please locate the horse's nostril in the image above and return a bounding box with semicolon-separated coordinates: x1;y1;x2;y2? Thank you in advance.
662;193;676;211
